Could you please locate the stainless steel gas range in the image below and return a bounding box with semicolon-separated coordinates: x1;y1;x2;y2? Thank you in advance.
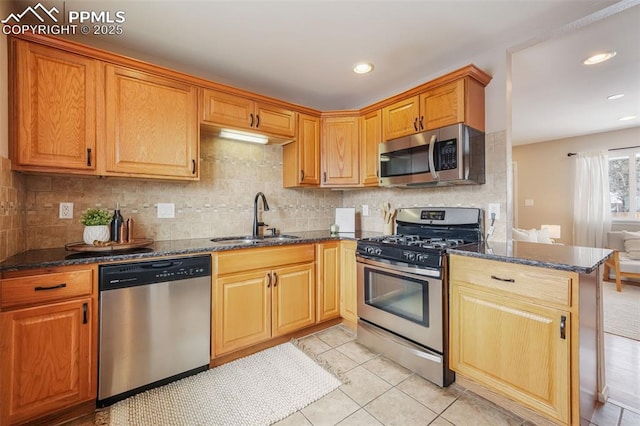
356;207;482;387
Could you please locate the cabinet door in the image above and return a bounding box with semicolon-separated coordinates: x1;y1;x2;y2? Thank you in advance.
316;242;340;322
201;89;254;131
360;110;381;186
420;80;465;130
321;116;359;186
272;263;315;336
283;113;320;187
214;270;271;356
381;95;420;140
105;65;199;179
339;241;357;328
13;40;97;172
450;284;570;424
0;299;93;426
254;102;296;138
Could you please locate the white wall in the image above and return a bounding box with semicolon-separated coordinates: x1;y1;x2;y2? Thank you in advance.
513;126;640;244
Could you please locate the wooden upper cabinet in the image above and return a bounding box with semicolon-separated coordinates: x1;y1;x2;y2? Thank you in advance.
105;65;199;179
420;79;465;131
321;116;360;187
201;89;296;138
382;75;488;141
360;110;381;186
420;78;485;132
283;113;320;187
11;40;98;173
381;96;420;141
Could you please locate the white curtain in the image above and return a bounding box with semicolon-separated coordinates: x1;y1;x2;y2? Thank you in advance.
573;151;611;247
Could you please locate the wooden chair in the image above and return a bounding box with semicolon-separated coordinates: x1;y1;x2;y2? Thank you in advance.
602;249;623;292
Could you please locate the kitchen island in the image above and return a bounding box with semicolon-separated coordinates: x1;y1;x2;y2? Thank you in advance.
448;241;612;426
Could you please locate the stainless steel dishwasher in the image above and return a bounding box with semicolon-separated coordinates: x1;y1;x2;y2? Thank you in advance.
98;255;211;407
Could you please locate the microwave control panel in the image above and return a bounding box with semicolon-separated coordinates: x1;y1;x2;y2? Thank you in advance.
435;140;457;170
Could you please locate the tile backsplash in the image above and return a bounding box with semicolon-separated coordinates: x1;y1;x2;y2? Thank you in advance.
23;135;343;249
5;130;506;255
0;155;25;260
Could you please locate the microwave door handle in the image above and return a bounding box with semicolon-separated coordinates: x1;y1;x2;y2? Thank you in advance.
428;134;439;180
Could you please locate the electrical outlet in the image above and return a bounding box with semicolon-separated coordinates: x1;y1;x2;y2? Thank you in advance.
488;203;500;220
157;203;175;218
59;202;73;219
362;205;369;216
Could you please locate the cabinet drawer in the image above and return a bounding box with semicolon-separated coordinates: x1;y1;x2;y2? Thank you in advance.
1;270;93;309
215;244;315;275
450;255;573;307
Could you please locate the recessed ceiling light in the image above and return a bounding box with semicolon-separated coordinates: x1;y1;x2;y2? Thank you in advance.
353;63;374;74
607;94;625;100
583;51;616;65
619;115;637;121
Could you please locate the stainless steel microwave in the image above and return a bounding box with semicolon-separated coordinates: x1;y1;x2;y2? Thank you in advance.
378;123;485;187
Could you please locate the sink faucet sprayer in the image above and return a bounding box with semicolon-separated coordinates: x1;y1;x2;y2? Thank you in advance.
253;192;270;238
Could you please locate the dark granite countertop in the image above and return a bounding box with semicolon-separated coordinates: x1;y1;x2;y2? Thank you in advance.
447;241;613;274
0;230;380;272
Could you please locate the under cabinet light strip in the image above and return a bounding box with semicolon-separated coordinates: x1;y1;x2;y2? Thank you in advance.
219;129;268;144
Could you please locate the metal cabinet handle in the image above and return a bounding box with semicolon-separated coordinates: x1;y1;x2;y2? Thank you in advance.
560;315;566;339
490;275;515;283
87;148;92;167
413;118;418;131
419;116;424;130
35;283;67;291
256;114;260;128
83;302;88;324
192;159;197;175
323;172;327;183
250;113;255;127
300;170;304;181
273;272;278;287
266;272;272;288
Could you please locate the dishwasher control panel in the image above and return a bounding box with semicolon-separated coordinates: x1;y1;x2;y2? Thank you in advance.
99;255;212;290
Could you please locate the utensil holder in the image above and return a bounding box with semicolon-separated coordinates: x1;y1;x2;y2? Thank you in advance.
384;222;394;235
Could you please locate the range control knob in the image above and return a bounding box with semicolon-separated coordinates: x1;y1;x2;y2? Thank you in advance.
403;251;416;261
416;254;428;263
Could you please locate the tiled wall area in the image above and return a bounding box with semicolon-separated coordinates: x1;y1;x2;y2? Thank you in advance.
18;130;506;251
23;134;343;249
0;155;26;261
342;131;508;242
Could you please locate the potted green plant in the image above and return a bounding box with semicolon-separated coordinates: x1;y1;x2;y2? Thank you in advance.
80;208;112;245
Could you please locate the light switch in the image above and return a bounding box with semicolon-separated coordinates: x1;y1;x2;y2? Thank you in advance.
524;199;534;207
362;205;369;216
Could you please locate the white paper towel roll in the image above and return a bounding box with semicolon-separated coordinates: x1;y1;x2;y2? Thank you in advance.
335;208;355;233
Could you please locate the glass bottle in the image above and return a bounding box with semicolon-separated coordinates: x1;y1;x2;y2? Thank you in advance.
110;204;124;242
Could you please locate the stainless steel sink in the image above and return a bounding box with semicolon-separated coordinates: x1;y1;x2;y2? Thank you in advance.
210;235;300;245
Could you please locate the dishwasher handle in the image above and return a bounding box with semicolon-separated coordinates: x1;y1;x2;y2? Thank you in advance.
141;261;182;269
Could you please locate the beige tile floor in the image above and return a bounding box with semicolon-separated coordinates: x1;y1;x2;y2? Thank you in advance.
277;325;640;426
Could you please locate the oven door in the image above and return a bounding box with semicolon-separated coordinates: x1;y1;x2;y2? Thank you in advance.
357;255;443;352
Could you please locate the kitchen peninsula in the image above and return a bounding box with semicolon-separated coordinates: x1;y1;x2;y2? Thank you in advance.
448;241;613;426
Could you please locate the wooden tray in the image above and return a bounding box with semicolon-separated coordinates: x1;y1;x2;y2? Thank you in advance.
65;238;154;252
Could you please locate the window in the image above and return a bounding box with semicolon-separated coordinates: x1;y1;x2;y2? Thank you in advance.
609;149;640;219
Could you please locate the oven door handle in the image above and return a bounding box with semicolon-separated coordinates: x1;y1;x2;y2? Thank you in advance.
356;255;441;278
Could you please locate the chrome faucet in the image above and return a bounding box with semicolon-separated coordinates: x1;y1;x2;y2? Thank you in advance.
252;192;270;238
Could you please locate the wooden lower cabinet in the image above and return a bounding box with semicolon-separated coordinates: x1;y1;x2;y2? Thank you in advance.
449;254;575;425
272;263;315;336
316;242;340;322
339;241;357;328
0;299;95;425
0;265;97;426
213;245;315;357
